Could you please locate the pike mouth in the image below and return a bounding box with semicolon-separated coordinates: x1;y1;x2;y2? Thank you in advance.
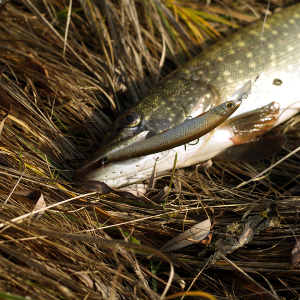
73;131;149;181
73;158;109;180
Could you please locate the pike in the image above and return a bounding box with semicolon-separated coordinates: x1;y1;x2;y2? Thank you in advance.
74;3;300;188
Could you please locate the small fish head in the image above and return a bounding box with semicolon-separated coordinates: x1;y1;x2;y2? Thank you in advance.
216;99;242;117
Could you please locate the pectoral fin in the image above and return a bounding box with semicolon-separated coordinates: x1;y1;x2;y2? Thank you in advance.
214;102;285;162
225;101;280;144
214;134;287;162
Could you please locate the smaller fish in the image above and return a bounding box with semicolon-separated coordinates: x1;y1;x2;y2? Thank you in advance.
101;81;250;164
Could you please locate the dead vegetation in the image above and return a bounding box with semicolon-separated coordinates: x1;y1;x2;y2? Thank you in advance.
0;0;299;299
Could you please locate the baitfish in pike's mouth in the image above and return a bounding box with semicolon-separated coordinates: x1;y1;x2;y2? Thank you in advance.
74;3;300;189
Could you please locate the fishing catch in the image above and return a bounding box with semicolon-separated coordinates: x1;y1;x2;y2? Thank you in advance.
94;96;244;165
74;3;300;188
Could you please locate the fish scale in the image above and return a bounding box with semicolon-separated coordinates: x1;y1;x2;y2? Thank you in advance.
75;3;300;188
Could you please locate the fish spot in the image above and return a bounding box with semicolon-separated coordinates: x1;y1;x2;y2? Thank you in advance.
229;49;235;55
268;44;274;49
271;30;278;35
238;41;245;47
171;113;175;117
227;79;233;83
239;70;243;74
235;60;241;65
283;24;288;28
298;33;300;39
273;79;283;86
190;87;194;90
271;62;277;67
294;13;300;18
246;52;253;58
168;117;173;121
249;62;256;68
289;19;295;24
223;71;230;76
218;57;224;62
288;65;293;70
288;46;294;51
270;54;276;59
161;101;165;105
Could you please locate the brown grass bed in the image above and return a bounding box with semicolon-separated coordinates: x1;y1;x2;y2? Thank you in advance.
0;0;299;299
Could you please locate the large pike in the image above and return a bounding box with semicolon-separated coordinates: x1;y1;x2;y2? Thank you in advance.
74;3;300;188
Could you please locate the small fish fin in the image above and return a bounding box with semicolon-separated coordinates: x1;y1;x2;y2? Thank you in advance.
225;101;280;144
213;134;287;162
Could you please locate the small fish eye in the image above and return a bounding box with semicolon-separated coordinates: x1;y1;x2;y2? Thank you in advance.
226;101;234;108
119;113;140;127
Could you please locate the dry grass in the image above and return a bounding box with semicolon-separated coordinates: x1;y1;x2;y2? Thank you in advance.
0;0;299;299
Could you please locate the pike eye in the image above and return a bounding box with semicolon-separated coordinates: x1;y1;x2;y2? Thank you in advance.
226;101;234;109
119;113;140;127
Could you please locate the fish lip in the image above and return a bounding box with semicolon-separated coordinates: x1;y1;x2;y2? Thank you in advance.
73;159;108;181
232;99;242;110
73;130;149;180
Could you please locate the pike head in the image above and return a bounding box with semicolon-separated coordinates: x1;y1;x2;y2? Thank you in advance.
73;73;220;181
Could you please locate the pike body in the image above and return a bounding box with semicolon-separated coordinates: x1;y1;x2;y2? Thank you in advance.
74;4;300;188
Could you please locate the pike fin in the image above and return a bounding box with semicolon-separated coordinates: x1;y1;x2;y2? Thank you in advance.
225;101;280;144
213;134;287;162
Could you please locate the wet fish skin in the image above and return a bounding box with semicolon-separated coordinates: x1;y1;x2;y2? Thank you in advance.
75;3;300;188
